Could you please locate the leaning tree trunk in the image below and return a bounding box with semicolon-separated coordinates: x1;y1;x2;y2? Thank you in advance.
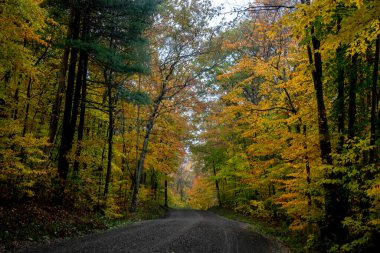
130;106;158;212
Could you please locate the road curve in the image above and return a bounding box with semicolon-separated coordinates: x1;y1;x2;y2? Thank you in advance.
28;210;290;253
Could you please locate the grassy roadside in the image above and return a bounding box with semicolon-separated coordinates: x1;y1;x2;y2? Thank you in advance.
209;207;304;253
0;202;168;253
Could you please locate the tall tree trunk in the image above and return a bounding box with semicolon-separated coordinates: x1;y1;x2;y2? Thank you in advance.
130;106;157;212
303;125;312;236
135;104;141;185
370;35;379;163
104;82;114;198
73;14;89;175
69;17;88;142
12;87;19;120
151;169;158;199
48;8;74;146
336;47;345;152
120;106;128;199
234;175;237;208
164;178;168;208
136;75;146;185
48;47;69;145
311;31;347;242
69;53;84;138
300;0;346;241
348;56;358;140
73;51;88;175
57;8;81;197
97;128;108;210
121;105;127;174
22;78;32;137
310;29;333;165
212;160;222;207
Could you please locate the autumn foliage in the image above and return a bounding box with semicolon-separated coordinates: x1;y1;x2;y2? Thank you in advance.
0;0;214;225
188;0;380;252
0;0;379;252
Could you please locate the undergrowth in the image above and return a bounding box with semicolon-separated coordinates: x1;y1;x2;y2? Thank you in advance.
0;201;168;252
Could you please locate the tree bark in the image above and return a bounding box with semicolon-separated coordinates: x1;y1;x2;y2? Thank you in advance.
12;87;19;120
369;35;379;163
348;56;357;140
212;160;222;207
164;178;168;208
48;9;74;146
151;169;158;199
73;51;88;175
97;129;108;210
136;103;142;185
73;14;89;175
130;105;158;211
57;8;81;197
336;47;345;152
104;77;114;198
22;78;32;137
310;29;333;165
302;124;313;237
69;50;84;140
301;0;346;241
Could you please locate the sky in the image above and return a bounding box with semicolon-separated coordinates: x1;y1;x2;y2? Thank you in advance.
210;0;251;25
212;0;250;12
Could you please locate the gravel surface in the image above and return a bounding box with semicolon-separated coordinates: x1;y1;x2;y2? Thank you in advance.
27;210;291;253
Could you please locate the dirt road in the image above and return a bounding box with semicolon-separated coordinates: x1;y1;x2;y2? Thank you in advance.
28;210;290;253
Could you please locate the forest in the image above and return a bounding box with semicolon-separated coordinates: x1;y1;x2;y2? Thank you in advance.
0;0;379;252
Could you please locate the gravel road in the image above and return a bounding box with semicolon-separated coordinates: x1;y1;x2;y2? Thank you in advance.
27;210;290;253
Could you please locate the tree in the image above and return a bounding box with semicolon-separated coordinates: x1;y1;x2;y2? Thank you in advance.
130;0;219;211
54;0;158;201
190;0;380;251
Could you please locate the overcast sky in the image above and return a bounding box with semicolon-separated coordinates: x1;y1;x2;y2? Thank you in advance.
210;0;250;25
212;0;250;11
